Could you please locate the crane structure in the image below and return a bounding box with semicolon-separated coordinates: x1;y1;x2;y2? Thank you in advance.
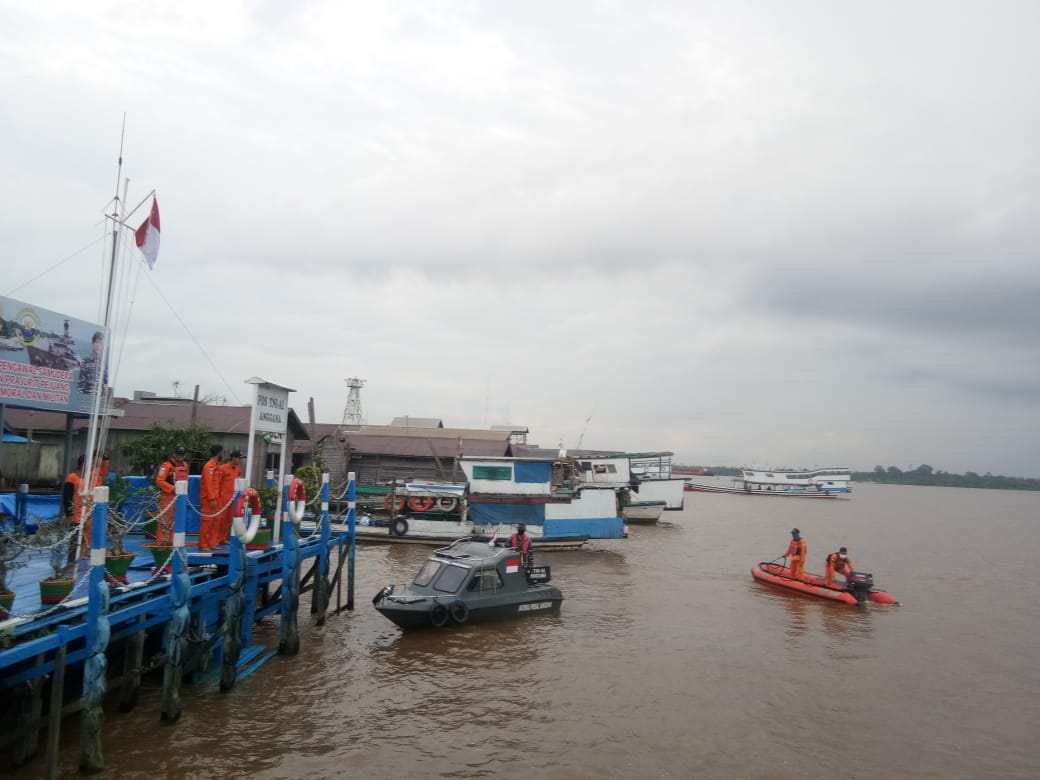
341;377;366;426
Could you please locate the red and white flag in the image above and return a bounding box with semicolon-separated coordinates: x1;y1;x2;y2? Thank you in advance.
134;197;161;268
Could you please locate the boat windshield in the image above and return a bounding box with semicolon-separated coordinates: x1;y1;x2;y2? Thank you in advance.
413;560;442;587
433;564;470;593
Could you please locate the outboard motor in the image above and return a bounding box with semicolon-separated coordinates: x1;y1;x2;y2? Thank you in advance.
845;572;874;604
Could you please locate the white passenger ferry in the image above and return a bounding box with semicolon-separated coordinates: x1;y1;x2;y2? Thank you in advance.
735;467;851;497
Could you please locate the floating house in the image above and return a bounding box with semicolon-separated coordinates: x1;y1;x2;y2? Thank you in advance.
461;456;625;540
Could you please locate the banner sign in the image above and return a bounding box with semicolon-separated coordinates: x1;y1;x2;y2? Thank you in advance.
253;384;289;434
0;295;105;414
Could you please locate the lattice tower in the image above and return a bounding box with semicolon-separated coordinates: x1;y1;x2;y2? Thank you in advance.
341;378;366;426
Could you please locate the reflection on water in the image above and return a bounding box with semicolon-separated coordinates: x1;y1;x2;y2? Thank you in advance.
24;484;1040;779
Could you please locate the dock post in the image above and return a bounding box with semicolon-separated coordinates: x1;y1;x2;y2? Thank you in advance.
45;626;69;780
119;613;146;712
220;479;246;692
347;471;356;611
160;480;190;723
79;486;110;773
315;472;330;625
16;483;29;528
278;479;300;655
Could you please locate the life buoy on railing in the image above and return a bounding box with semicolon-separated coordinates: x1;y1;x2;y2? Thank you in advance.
287;478;307;526
435;496;458;513
232;488;263;544
408;496;434;513
383;495;406;512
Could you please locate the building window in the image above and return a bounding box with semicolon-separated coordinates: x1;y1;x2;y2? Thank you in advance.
473;465;513;481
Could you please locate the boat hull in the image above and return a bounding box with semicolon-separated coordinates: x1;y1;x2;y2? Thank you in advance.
685;482;845;498
751;563;897;605
621;502;665;523
375;589;563;630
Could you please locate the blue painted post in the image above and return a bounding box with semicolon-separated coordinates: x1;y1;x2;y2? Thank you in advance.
79;485;110;772
278;479;300;654
315;473;330;625
347;471;356;611
161;480;190;723
220;479;245;692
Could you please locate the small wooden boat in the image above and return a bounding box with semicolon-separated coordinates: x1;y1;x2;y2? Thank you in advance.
621;500;666;524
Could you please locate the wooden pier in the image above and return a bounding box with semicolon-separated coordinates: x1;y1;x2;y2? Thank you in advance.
0;472;358;775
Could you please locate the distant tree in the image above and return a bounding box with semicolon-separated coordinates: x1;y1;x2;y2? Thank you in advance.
886;466;903;476
873;465;885;474
121;425;214;476
914;464;934;475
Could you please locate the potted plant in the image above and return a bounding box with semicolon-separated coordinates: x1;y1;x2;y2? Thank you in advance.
0;529;27;617
103;476;144;582
37;519;75;605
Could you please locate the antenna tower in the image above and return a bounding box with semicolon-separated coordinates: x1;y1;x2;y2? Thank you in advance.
342;378;366;426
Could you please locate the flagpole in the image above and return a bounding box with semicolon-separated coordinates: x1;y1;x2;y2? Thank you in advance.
78;114;126;549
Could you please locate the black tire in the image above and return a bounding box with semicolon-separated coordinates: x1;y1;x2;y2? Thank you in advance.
430;603;449;627
448;601;469;624
392;518;409;537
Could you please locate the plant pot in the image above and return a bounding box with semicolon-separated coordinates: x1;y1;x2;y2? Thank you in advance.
0;589;14;615
143;544;173;567
246;526;273;551
104;551;136;582
39;577;75;605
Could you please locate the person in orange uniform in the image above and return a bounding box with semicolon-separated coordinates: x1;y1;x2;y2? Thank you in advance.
155;446;190;545
824;546;854;587
511;523;532;568
783;528;807;580
198;444;225;551
216;449;242;546
63;455;84;523
75;453;110;557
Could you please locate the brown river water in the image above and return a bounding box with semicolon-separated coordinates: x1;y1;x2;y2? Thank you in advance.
34;483;1040;778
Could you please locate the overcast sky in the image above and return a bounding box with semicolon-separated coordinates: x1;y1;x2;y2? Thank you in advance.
3;1;1038;475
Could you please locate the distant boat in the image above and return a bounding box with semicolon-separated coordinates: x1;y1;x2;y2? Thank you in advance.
686;467;852;499
621;500;666;524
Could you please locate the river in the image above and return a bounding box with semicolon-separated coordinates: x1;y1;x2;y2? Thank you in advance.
39;483;1040;778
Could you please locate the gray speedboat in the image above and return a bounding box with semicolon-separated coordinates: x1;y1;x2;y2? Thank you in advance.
373;539;563;629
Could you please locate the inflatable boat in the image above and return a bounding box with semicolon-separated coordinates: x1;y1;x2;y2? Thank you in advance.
751;562;898;605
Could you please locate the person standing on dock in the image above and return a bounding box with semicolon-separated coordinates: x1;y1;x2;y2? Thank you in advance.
824;547;854;587
198;444;224;551
784;528;807;580
155;446;189;545
217;449;242;546
75;453;110;558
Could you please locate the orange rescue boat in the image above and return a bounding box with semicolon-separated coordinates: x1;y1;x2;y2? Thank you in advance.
752;562;898;606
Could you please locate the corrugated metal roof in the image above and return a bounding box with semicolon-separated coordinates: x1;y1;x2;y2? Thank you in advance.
389;416;444;428
513;445;627;459
5;398;309;438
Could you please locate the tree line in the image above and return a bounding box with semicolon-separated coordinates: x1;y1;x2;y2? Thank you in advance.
853;464;1040;491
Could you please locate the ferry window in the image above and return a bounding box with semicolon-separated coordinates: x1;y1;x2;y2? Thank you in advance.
606;465;617;473
473;465;513;481
580;462;592;471
434;565;470;593
766;473;774;478
413;560;442;587
594;465;608;474
468;569;503;591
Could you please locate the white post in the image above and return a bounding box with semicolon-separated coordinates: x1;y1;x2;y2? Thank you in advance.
273;467;285;545
244;382;259;489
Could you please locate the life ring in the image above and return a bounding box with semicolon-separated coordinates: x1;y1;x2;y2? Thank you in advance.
288;478;307;503
408;496;434;513
383;495;406;512
391;518;409;537
430;603;449;627
231;488;263;544
449;601;469;624
436;497;458;513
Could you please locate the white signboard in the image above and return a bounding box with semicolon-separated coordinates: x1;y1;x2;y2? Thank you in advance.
253;385;289;434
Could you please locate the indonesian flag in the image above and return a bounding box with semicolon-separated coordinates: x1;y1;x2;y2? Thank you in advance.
135;197;161;268
506;558;520;574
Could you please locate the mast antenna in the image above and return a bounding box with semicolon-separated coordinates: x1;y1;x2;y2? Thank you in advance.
341;378;366;426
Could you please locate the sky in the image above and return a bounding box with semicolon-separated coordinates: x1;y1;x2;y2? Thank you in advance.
2;1;1038;475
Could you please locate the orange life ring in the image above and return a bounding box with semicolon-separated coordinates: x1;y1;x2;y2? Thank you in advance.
288;478;307;503
233;488;262;518
408;496;434;512
383;495;406;512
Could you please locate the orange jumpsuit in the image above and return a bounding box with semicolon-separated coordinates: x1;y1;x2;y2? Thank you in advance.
77;457;110;557
198;456;223;550
824;552;854;587
216;460;241;546
155;459;190;545
785;537;807;580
